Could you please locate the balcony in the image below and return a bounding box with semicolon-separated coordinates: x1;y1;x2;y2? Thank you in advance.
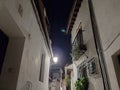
72;29;87;61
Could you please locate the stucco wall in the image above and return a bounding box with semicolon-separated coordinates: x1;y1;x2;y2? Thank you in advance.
71;0;104;90
0;38;25;90
0;0;51;90
92;0;120;89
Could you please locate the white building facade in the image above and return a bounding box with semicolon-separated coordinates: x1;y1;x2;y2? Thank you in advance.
67;0;120;90
65;64;74;90
49;67;63;90
91;0;120;90
0;0;52;90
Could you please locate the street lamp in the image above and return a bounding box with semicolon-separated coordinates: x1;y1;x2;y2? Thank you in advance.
53;57;58;63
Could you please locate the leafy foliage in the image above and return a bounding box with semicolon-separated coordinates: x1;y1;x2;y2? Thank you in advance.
65;75;71;86
65;75;71;90
72;46;83;60
75;77;89;90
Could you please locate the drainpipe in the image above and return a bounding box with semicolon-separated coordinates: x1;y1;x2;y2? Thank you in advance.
88;0;110;90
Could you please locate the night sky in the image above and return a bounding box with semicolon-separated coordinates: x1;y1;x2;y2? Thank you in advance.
43;0;74;67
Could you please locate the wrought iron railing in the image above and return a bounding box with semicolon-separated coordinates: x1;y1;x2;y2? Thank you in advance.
72;29;87;60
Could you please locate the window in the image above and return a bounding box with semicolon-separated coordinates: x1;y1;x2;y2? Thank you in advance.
112;52;120;87
39;53;45;82
78;66;87;78
88;58;97;75
72;27;86;60
78;62;87;78
117;55;120;65
73;28;83;50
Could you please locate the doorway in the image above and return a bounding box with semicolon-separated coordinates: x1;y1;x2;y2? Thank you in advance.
112;50;120;88
0;8;25;90
0;29;9;74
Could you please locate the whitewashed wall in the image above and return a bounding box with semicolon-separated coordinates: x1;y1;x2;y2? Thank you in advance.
0;0;51;90
92;0;120;90
71;0;104;90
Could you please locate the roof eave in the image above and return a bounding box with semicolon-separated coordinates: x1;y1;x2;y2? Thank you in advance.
66;0;83;34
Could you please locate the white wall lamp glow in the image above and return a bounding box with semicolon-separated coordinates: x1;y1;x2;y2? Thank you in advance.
53;57;58;63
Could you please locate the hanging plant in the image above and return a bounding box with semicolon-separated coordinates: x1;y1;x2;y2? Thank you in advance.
75;77;89;90
72;46;84;61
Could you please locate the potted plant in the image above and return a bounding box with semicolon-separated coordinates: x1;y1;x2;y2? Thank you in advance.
74;77;89;90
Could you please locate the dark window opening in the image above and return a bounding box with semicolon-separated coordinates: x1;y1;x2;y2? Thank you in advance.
73;29;83;50
112;52;120;88
0;29;9;74
78;65;87;78
88;59;97;75
81;67;87;77
117;55;120;65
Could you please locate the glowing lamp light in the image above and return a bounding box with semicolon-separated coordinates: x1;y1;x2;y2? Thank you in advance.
53;57;58;63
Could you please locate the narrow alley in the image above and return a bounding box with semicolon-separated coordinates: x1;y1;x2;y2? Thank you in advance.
0;0;120;90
